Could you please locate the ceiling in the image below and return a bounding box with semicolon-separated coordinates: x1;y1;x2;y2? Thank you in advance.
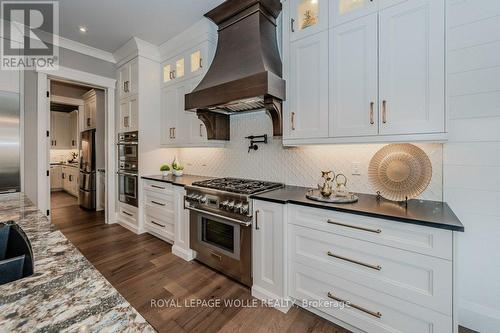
57;0;225;53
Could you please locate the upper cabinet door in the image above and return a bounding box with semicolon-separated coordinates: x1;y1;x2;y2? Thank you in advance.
286;31;329;139
379;0;445;135
128;58;139;96
330;14;378;137
331;0;379;27
118;65;130;98
289;0;329;41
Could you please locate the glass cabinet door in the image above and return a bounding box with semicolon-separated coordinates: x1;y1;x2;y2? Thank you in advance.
190;50;202;74
174;58;185;80
162;64;172;83
290;0;328;41
332;0;378;27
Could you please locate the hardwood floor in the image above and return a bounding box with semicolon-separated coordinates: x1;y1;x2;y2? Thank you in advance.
50;193;350;333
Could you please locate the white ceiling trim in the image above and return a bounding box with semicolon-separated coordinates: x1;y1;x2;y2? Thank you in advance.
58;36;116;64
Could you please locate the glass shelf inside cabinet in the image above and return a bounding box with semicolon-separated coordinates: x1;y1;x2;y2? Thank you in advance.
297;0;319;31
191;51;202;73
339;0;367;15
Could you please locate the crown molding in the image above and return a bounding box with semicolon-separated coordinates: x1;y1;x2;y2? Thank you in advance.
59;36;116;63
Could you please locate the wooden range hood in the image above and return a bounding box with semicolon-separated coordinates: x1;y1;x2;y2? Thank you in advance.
185;0;285;140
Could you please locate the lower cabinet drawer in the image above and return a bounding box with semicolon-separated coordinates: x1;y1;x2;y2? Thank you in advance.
143;190;174;212
144;209;174;241
290;262;452;333
289;204;452;260
290;224;452;315
117;203;138;225
142;180;173;196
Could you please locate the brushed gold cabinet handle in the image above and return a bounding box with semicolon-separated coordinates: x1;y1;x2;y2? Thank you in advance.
370;102;374;125
291;112;296;130
327;251;382;271
199;124;203;137
173;127;176;139
151;200;166;207
291;18;295;32
327;292;382;318
327;219;381;234
382;100;387;124
150;220;165;228
122;210;133;217
255;209;260;230
151;184;165;189
199;58;203;69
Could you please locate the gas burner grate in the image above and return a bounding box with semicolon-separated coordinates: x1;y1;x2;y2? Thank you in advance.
192;178;283;195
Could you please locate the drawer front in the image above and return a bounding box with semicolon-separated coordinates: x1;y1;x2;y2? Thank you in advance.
118;203;138;225
290;224;452;315
143;180;173;196
144;210;175;241
289;204;452;260
290;262;452;333
143;190;174;212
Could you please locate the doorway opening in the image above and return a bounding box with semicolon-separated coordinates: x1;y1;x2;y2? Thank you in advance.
48;79;106;218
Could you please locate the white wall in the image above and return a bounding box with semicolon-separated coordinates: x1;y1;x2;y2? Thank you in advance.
445;1;500;332
23;71;38;204
178;111;443;201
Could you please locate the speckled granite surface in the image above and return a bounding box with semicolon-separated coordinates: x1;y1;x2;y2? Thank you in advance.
0;193;155;332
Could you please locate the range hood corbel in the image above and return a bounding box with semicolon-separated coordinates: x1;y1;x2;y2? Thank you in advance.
186;0;286;141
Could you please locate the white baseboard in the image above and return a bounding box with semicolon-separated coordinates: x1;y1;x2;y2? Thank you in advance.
459;299;500;333
251;285;292;314
117;219;140;234
172;245;195;261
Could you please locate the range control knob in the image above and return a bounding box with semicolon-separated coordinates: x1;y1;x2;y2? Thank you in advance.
220;200;229;208
227;201;235;210
240;204;249;214
200;196;207;204
234;202;243;213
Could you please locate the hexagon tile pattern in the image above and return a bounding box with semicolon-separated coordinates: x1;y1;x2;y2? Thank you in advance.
176;112;443;201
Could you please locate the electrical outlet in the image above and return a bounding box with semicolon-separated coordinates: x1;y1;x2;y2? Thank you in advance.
351;162;361;176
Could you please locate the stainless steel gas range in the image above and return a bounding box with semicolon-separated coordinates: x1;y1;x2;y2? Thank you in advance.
184;178;283;287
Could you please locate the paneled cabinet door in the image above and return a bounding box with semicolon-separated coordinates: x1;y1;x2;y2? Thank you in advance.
119;95;139;132
50;166;62;189
330;14;378;137
378;0;445;135
118;65;130;98
161;86;180;145
70;111;78;147
289;0;329;41
286;31;329;139
252;200;286;299
331;0;379;27
118;58;138;98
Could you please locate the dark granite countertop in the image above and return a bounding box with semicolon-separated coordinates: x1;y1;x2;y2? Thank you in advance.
0;193;155;332
251;186;464;232
141;174;213;187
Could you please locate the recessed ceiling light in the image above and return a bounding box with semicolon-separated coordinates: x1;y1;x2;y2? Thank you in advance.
79;26;87;33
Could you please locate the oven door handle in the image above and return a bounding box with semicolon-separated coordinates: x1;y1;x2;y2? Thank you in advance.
117;171;138;177
184;204;252;227
117;142;139;145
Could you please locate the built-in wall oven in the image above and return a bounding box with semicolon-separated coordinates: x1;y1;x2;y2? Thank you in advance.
117;131;138;207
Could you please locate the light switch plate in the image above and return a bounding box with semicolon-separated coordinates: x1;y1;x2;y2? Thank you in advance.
351;162;361;176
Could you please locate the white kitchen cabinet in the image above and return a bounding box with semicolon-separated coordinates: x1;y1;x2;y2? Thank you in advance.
252;200;289;312
62;166;79;197
50;165;62;190
287;204;455;333
50;111;73;149
82;89;105;131
118;58;139;99
70;111;78;148
378;0;445;135
330;14;378;137
118;95;138;133
162;55;185;85
285;31;329;140
289;0;329;41
161;84;183;145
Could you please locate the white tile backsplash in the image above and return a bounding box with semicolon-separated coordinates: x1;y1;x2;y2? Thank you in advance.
178;111;443;201
50;149;78;164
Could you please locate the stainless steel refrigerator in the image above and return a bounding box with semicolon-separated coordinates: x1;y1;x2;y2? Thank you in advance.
0;91;20;194
79;129;96;210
